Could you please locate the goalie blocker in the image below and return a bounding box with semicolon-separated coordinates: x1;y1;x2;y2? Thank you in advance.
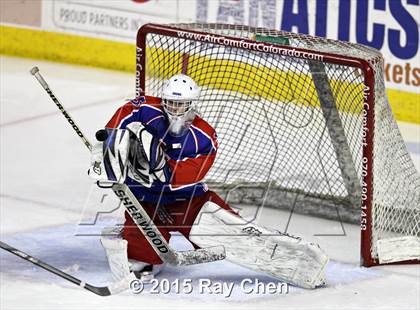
89;121;328;289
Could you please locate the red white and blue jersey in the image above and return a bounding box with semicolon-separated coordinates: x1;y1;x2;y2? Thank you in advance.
105;96;218;204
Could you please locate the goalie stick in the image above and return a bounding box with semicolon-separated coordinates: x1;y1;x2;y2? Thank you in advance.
29;66;225;266
0;240;139;296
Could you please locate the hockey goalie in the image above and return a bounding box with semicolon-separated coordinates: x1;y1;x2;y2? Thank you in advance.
88;74;329;289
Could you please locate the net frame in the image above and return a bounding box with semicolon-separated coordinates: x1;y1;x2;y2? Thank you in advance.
135;23;419;267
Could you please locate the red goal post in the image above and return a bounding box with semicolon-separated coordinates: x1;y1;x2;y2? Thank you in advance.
135;23;419;267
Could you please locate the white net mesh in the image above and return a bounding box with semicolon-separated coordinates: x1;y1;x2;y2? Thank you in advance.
137;23;420;265
370;60;420;262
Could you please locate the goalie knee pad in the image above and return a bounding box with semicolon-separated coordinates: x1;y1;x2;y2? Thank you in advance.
189;202;329;289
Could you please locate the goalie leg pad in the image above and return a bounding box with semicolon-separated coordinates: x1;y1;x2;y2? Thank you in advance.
101;226;166;283
189;202;329;289
100;226;131;282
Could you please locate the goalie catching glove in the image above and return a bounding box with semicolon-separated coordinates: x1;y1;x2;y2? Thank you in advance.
88;122;167;186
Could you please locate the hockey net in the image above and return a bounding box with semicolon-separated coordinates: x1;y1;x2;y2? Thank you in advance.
136;23;419;266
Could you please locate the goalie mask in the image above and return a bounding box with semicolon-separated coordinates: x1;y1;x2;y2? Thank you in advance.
162;74;200;136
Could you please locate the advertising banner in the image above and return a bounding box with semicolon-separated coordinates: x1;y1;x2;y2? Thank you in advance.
41;0;419;95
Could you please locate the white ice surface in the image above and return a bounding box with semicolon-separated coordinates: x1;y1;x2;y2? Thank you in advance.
1;56;419;310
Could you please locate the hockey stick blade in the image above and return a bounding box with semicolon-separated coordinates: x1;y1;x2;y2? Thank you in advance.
175;246;226;266
113;183;226;266
0;240;141;296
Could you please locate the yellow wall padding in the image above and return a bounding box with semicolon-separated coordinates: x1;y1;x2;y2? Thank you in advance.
0;25;135;72
386;89;420;124
146;46;419;123
1;24;418;123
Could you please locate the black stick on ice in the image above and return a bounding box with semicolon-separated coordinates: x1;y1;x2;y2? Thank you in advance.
0;67;132;296
0;240;138;296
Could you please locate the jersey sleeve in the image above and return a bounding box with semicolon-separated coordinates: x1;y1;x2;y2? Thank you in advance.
167;152;216;188
105;102;139;129
167;122;218;188
105;97;168;139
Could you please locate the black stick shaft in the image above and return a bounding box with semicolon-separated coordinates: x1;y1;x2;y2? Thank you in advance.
30;66;92;151
0;240;111;296
0;67;144;296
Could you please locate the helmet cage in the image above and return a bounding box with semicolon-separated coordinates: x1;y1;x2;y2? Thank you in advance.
162;99;193;118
